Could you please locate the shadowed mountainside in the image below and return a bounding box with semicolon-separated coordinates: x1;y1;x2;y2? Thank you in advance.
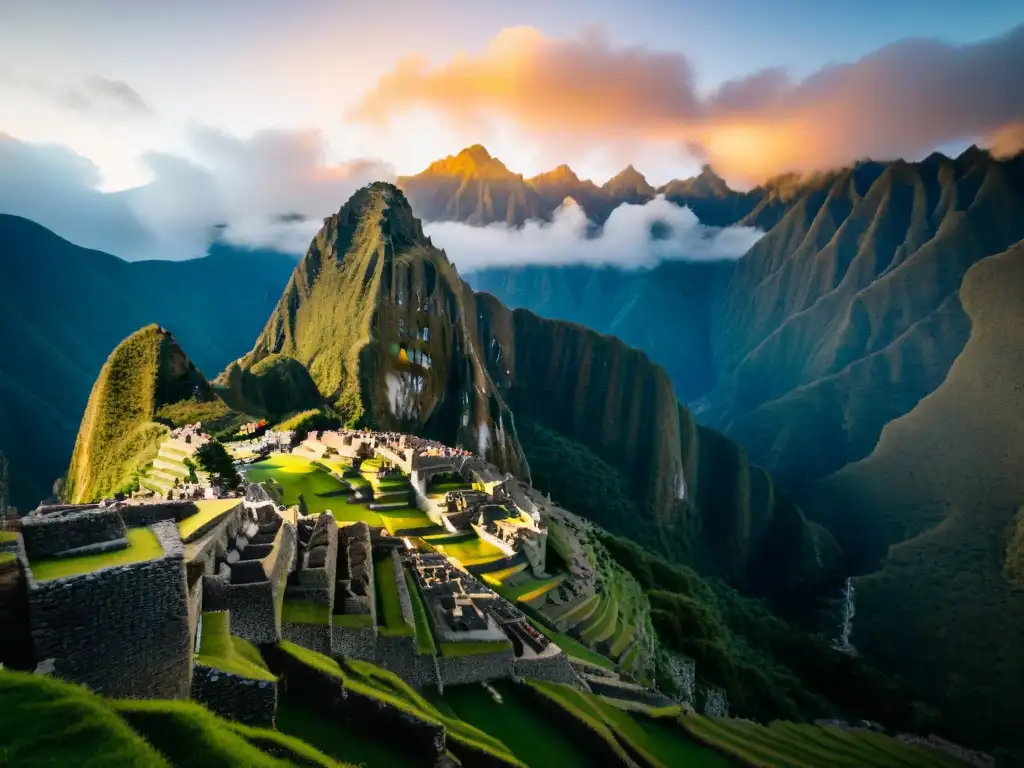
0;215;294;508
224;182;836;600
810;241;1024;753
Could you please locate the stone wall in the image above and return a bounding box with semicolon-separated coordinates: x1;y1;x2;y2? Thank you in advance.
282;621;332;656
21;507;125;559
118;501;202;528
513;651;577;685
438;648;514;687
27;521;192;699
190;664;277;727
187;572;204;659
375;634;438;688
332;623;377;661
697;684;729;717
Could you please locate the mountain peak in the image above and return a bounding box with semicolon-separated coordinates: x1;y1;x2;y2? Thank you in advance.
528;163;583;187
417;145;514;180
603;164;655;198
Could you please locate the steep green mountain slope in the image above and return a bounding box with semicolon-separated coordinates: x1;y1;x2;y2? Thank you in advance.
215;354;326;424
0;215;293;509
811;241;1024;753
227;183;834;600
709;148;1024;490
65;325;237;503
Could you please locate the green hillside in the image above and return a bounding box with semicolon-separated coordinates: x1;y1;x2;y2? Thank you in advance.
64;325;237;503
0;215;293;509
813;241;1024;753
0;670;345;767
215;353;326;423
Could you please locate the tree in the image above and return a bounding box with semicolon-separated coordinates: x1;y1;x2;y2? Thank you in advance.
194;441;241;491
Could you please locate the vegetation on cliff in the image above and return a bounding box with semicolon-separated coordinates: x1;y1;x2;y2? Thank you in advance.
0;215;293;509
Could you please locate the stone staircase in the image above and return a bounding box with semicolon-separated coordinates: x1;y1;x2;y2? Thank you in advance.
139;439;209;497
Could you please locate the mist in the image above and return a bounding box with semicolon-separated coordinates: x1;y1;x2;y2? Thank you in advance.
425;195;764;271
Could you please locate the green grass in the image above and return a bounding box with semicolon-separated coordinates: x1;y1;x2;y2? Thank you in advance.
247;454;384;524
115;697;340;768
278;643;521;765
375;556;414;637
432;680;593;768
579;591;620;644
331;612;374;627
275;695;416;767
590;695;730;767
282;599;332;625
532;621;616;671
525;679;634;765
493;573;564;603
195;611;276;681
480;562;528;586
680;716;963;768
432;532;506;566
552;592;601;625
378;507;439;535
0;670;169;767
176;499;239;541
405;570;437;655
0;552;14;568
29;527;163;581
0;530;18;543
439;640;512;657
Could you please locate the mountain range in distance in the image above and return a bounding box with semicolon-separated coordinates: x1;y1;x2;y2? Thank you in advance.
396;143;790;229
3;142;1024;759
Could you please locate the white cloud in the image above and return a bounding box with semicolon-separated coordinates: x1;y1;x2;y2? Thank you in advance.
0;129;395;260
425;195;764;271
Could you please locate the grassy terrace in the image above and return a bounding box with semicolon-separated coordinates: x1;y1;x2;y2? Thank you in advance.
405;570;437;655
0;552;15;568
493;572;564;603
426;531;506;566
440;640;513;657
0;530;19;544
247;454;440;533
680;716;966;768
528;679;729;768
29;527;163;582
278;642;523;766
331;612;374;628
176;499;239;542
282;598;331;626
374;556;414;637
195;611;276;681
533;622;616;670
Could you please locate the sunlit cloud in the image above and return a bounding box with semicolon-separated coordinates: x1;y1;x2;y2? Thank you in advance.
352;24;1024;183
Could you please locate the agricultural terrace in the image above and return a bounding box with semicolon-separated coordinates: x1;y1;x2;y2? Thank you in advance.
245;454;437;534
422;531;506;567
374;557;414;638
527;680;730;768
28;527;164;582
194;612;276;681
276;642;523;766
681;716;969;768
177;499;239;541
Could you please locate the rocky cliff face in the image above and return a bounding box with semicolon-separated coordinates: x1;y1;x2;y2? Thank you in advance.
229;183;530;477
229;183;835;597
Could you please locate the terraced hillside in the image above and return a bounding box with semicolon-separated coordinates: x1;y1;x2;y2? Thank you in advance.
64;325;238;503
139;437;207;497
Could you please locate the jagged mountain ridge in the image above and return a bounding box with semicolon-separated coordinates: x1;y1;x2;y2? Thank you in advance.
397;144;785;227
0;215;295;509
224;182;835;597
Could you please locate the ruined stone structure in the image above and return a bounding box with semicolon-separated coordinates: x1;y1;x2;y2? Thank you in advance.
201;505;296;644
26;519;192;699
190;662;277;728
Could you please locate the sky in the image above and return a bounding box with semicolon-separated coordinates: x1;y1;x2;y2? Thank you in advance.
0;0;1022;261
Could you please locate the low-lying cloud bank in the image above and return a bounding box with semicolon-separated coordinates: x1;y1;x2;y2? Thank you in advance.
0;128;394;260
426;196;764;272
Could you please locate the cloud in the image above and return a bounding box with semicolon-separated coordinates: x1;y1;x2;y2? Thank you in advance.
425;196;763;272
0;130;394;260
0;67;153;117
352;24;1024;182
